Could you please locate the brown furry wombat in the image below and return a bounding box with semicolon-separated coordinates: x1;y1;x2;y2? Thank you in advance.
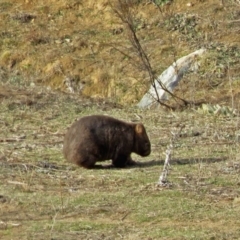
63;115;151;169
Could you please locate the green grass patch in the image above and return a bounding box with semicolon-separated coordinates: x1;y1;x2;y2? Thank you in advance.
1;82;240;239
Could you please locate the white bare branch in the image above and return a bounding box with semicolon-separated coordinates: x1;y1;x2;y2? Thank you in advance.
138;49;206;108
157;125;184;186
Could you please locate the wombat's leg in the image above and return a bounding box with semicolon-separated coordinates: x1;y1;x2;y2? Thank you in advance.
112;154;128;168
126;157;137;166
78;156;97;169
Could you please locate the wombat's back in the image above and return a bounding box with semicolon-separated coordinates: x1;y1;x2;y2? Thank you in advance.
63;115;135;164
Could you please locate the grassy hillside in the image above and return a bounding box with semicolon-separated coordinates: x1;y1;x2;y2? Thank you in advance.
1;0;240;239
0;0;240;106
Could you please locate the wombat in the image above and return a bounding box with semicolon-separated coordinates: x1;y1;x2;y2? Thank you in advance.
63;115;151;169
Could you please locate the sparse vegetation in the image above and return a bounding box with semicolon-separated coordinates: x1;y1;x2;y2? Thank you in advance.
1;0;240;239
1;79;240;239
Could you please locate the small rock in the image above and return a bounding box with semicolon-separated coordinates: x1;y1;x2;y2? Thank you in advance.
186;2;193;7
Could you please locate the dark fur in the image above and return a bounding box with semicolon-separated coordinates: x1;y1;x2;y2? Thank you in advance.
63;115;151;169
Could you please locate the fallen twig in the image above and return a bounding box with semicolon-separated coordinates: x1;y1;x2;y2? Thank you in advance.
7;180;27;186
0;135;26;142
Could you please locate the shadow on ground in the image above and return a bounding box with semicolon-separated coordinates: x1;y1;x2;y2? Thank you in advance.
93;156;229;170
136;157;228;168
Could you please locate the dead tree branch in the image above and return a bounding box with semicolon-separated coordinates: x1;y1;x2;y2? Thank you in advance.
112;0;189;109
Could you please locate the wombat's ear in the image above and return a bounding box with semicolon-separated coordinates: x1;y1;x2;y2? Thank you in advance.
135;124;143;134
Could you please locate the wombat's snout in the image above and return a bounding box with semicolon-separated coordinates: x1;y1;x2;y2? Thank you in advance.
143;142;151;156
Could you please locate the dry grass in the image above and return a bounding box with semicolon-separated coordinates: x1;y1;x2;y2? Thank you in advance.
0;0;240;105
1;0;240;239
1;81;240;239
